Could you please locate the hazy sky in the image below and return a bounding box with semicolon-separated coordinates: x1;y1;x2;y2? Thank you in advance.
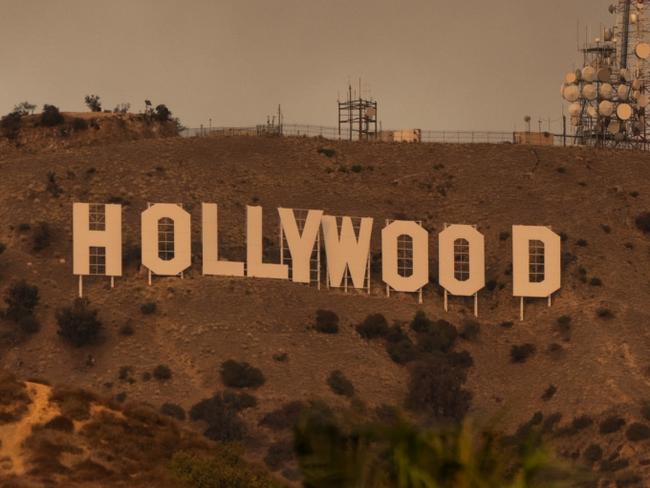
0;0;614;132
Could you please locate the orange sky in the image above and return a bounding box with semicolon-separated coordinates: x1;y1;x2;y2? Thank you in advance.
0;0;613;132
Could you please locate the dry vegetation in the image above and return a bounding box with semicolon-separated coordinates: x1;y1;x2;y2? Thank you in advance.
0;132;649;485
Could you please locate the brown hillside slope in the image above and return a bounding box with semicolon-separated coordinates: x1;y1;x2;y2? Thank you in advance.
0;136;650;483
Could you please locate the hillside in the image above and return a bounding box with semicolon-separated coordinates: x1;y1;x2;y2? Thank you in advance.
0;135;650;485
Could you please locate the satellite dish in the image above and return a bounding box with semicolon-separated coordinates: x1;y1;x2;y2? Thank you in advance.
563;85;580;102
637;93;650;107
632;79;645;90
636;42;650;59
365;107;376;117
571;116;581;126
617;84;631;100
600;83;614;99
631;13;639;23
608;119;621;134
582;66;597;82
568;102;582;116
617;103;634;120
615;132;626;141
597;67;612;82
599;100;615;116
582;84;598;100
587;105;599;118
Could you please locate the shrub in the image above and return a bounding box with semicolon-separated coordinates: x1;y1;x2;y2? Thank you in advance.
541;384;557;401
415;317;457;353
0;243;5;255
46;172;63;197
600;415;626;434
317;147;336;158
459;320;480;341
119;323;134;336
625;422;650;441
327;370;355;397
160;402;186;421
170;450;276;487
511;344;536;363
572;415;593;431
140;302;157;315
56;298;102;347
40;104;64;126
32;222;52;251
576;239;588;247
583;444;603;464
596;308;614;319
314;309;339;334
385;324;408;343
500;321;514;329
635;212;650;233
153;104;172;122
272;352;288;362
17;314;40;334
72;117;88;131
153;364;172;381
84;95;102;112
406;355;471;421
221;360;265;389
42;415;74;433
386;339;416;365
542;412;562;433
589;277;603;286
259;401;306;431
356;313;389;339
1;111;22;139
264;441;294;471
5;280;39;321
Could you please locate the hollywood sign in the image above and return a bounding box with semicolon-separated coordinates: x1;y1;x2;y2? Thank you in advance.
72;203;561;320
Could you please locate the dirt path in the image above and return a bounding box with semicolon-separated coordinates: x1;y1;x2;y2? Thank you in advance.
0;382;57;476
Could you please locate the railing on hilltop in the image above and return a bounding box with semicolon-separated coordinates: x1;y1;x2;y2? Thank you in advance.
180;124;585;147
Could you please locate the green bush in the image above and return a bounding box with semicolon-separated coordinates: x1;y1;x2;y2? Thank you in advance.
356;313;389;339
315;309;339;334
140;302;157;315
153;365;172;381
459;320;480;341
1;111;22;140
72;117;88;131
264;440;294;471
170;450;279;488
599;415;625;434
625;422;650;441
40;104;64;126
635;212;650;233
4;280;39;322
259;401;306;431
327;370;355;397
510;344;535;363
160;402;186;421
583;444;602;464
221;360;265;389
32;222;52;250
406;355;472;421
386;339;416;365
56;299;102;347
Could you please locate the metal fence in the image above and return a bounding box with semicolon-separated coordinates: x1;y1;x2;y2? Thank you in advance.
180;124;583;147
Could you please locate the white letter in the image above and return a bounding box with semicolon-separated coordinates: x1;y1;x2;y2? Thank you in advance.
141;203;191;276
202;203;244;277
381;220;429;292
246;206;288;279
512;225;561;297
279;208;323;283
73;203;122;276
438;224;485;296
321;215;373;289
